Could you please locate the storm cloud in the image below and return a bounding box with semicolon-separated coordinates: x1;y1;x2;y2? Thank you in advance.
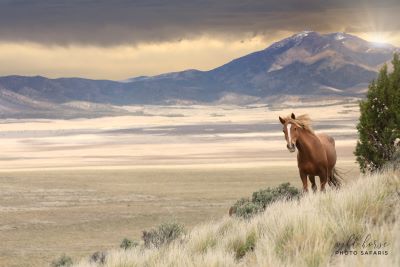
0;0;399;46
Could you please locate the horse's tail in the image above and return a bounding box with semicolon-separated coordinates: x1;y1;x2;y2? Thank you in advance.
328;167;343;189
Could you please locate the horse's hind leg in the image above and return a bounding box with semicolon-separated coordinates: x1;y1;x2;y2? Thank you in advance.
309;175;317;193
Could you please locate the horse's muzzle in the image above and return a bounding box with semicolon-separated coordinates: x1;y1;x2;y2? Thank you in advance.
287;144;296;153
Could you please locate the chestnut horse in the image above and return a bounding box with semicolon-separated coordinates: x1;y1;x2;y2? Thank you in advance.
279;113;342;192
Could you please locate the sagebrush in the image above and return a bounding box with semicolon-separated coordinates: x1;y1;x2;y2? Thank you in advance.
231;182;300;218
51;254;73;267
142;222;185;248
120;238;138;250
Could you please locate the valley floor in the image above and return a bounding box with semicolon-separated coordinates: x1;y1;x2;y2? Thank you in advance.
0;102;360;266
0;102;358;171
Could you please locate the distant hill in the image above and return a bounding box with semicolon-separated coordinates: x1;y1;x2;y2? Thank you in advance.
0;83;129;118
0;32;398;111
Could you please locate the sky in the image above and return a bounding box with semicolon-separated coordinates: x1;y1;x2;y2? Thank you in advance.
0;0;399;80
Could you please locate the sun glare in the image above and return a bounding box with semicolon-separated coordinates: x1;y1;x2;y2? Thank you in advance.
367;32;389;44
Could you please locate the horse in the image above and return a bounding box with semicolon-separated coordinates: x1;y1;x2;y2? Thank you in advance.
279;113;342;192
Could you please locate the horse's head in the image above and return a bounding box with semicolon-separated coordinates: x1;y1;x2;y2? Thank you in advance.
279;113;299;153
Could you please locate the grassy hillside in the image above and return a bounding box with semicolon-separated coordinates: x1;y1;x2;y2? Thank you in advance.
74;166;399;267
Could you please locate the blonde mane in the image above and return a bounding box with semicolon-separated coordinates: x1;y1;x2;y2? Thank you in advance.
284;114;313;133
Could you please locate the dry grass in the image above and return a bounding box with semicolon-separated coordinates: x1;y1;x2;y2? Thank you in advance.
75;167;399;267
0;166;306;267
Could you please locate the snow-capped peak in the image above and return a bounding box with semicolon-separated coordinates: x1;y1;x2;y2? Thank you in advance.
291;31;314;43
334;32;346;40
295;31;313;38
269;31;314;49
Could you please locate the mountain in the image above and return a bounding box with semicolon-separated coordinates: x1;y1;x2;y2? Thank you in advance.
0;83;129;118
123;31;397;102
0;31;398;110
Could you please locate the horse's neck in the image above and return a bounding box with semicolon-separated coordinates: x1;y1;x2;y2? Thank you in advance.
296;129;318;156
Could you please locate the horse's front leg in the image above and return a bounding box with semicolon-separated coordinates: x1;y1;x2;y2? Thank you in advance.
319;170;328;192
299;171;308;193
309;175;317;193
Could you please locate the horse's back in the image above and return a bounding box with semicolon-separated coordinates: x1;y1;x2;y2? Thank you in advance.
317;133;337;169
317;133;335;146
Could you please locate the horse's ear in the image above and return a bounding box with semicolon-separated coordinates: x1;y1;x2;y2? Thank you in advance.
279;116;285;124
291;113;296;119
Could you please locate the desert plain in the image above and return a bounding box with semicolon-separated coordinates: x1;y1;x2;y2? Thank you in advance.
0;101;360;266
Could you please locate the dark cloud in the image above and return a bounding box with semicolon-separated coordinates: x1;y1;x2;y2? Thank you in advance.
0;0;399;46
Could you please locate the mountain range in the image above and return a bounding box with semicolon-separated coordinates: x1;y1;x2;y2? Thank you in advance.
0;31;398;117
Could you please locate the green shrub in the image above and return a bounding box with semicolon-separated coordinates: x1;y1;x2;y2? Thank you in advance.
230;183;300;219
120;238;139;250
142;222;185;248
234;200;263;219
90;251;107;264
230;198;250;215
51;254;73;267
252;182;300;208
